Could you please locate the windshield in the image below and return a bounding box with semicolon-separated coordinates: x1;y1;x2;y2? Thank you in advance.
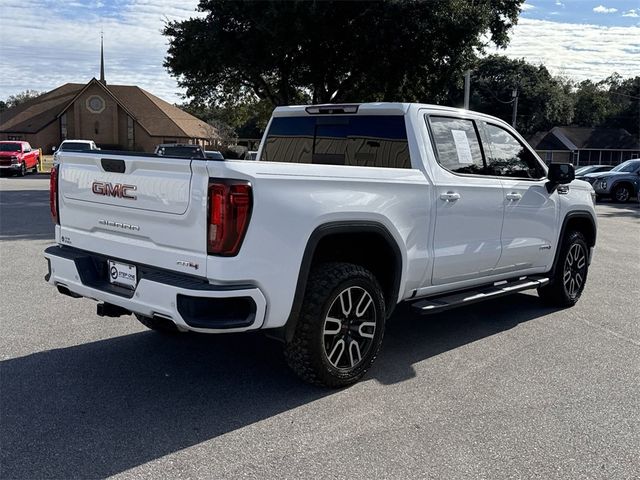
0;143;22;152
611;160;640;173
60;142;92;151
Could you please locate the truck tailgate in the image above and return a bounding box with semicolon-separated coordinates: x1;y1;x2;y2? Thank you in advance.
57;152;210;277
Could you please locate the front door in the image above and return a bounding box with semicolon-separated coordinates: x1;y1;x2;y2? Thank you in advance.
482;122;558;272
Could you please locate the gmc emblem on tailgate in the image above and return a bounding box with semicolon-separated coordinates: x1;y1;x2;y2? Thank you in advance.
92;181;137;200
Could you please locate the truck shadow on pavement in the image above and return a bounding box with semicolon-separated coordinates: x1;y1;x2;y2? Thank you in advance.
595;201;639;219
1;293;556;479
0;189;54;240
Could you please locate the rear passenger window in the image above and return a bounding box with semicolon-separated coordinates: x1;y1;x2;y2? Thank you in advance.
427;116;484;175
262;115;410;168
484;124;544;179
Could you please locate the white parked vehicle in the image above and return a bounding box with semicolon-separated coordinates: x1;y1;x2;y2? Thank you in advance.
45;103;598;387
244;150;258;160
53;140;99;164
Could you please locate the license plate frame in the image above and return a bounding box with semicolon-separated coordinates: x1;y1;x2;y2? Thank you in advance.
108;260;137;289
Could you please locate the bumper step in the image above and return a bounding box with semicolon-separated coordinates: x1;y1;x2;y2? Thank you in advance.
411;276;550;314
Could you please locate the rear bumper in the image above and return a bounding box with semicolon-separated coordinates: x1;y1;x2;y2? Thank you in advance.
44;246;267;333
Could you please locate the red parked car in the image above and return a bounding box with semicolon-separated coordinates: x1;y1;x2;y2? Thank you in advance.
0;141;40;176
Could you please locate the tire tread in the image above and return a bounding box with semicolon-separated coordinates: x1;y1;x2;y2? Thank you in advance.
284;262;385;388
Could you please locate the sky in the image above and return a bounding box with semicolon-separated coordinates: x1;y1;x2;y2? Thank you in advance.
0;0;638;104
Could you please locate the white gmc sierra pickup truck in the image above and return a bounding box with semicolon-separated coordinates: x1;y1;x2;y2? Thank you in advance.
45;103;597;387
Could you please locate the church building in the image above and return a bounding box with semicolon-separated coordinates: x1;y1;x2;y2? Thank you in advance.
0;39;217;153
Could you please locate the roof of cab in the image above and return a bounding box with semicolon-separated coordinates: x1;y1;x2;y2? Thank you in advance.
272;102;507;124
273;103;410;116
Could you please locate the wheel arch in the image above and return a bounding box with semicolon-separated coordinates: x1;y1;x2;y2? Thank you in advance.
283;221;404;342
550;210;596;276
611;180;637;196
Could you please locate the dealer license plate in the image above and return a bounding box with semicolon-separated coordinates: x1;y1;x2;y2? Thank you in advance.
108;260;137;289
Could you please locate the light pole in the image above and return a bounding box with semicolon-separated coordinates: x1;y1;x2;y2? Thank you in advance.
511;88;519;128
463;70;471;110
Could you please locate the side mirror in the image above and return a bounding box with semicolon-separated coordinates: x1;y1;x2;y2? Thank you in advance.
52;146;57;152
546;163;574;192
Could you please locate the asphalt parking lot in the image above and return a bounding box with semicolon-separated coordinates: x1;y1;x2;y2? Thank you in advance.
1;174;638;480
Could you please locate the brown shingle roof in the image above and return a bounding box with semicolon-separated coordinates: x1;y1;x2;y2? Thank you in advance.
528;130;570;151
1;79;216;140
556;127;639;150
108;85;215;139
0;83;84;133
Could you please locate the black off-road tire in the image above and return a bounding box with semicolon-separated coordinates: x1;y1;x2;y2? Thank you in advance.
538;230;589;307
135;313;182;334
611;184;631;203
284;262;386;388
32;162;39;174
18;162;26;177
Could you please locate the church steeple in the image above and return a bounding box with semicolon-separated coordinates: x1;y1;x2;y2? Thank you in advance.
99;31;106;85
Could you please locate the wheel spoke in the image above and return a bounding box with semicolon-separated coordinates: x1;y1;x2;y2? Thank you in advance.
357;321;376;339
328;338;346;367
563;269;571;284
348;339;362;368
324;317;342;335
339;288;353;317
576;254;586;269
575;272;583;288
355;291;373;318
566;249;574;266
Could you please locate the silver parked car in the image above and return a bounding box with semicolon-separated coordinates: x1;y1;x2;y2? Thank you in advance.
575;164;613;180
585;159;640;202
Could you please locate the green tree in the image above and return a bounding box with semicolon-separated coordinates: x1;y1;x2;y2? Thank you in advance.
180;97;273;139
601;74;639;135
164;0;524;116
463;55;573;135
573;80;612;127
4;90;44;109
571;74;639;134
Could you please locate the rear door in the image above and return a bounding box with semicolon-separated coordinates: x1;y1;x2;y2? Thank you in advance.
426;115;504;285
58;152;210;276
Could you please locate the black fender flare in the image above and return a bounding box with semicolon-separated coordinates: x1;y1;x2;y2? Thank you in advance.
549;210;597;277
282;221;403;343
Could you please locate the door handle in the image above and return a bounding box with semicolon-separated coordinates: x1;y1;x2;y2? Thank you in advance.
440;192;461;202
506;192;522;201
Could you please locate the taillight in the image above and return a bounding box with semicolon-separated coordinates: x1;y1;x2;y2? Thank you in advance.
49;164;59;224
207;181;252;256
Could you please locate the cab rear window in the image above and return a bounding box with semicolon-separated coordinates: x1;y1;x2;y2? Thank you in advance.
262;115;411;168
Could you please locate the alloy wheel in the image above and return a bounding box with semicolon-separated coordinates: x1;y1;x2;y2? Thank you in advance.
563;243;587;298
322;286;377;370
615;187;630;202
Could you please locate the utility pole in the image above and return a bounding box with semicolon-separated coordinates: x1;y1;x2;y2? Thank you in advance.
463;70;471;109
511;88;519;128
